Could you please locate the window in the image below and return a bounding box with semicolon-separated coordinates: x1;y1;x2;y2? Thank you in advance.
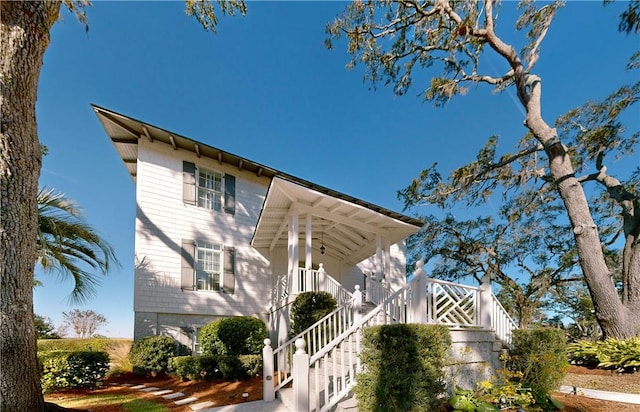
197;168;223;211
183;161;236;215
193;327;203;355
195;241;222;291
181;238;235;294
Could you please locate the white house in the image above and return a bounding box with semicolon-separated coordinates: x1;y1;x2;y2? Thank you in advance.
93;105;423;353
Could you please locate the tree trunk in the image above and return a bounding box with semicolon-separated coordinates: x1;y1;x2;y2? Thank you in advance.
1;2;60;410
522;79;640;339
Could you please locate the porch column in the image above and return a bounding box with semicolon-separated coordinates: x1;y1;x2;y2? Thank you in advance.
288;210;299;293
479;274;493;330
383;238;391;282
376;234;383;279
305;214;312;270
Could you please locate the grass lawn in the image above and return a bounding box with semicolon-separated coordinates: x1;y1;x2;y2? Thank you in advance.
51;393;168;412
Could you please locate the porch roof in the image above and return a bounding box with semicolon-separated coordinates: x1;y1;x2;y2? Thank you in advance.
92;104;422;263
252;177;422;265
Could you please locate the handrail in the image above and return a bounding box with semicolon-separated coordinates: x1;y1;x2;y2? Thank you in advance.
272;294;355;392
309;281;414;411
365;276;394;305
491;294;517;347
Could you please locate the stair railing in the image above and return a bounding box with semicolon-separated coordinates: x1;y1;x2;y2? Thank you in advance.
491;294;517;347
308;281;414;411
271;287;358;392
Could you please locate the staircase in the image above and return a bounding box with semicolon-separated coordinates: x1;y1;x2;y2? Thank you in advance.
265;263;517;412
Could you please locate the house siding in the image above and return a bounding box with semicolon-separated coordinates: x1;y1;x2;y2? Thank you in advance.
133;139;272;342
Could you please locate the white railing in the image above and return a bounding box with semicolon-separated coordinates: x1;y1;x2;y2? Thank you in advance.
271;289;357;392
271;273;288;306
491;294;517;347
263;261;520;411
428;278;480;327
365;275;394;305
308;282;411;411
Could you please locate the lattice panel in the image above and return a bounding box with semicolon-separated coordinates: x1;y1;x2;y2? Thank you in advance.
431;283;478;326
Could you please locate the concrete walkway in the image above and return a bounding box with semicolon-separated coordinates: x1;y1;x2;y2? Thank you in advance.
200;400;290;411
559;385;640;405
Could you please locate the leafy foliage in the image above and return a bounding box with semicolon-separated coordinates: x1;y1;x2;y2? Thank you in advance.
508;328;568;401
327;0;640;339
199;316;266;357
290;291;337;336
169;355;219;381
36;188;119;303
567;337;640;371
354;324;451;412
129;335;177;376
34;314;61;339
39;350;110;393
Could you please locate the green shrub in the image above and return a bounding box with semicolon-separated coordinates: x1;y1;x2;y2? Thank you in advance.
200;316;266;356
39;350;110;393
217;317;266;356
568;337;640;371
290;292;337;336
129;335;177;376
508;327;568;402
354;324;451;412
200;320;225;356
239;354;262;377
169;355;220;381
218;355;245;380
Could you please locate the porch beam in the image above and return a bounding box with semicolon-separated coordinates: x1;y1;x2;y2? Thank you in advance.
294;202;390;237
269;209;292;251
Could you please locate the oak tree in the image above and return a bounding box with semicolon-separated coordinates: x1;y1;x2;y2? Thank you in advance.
327;1;639;338
0;1;245;410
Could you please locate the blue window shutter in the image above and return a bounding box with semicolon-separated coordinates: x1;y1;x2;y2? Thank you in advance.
223;247;235;294
183;161;196;205
181;239;195;290
224;174;236;215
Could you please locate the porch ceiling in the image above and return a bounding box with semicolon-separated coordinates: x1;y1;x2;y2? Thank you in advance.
252;177;422;265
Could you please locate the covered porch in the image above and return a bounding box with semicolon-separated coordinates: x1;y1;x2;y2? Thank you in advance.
251;176;422;304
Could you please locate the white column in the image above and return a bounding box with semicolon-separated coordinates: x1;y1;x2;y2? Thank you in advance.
383;238;391;283
263;339;275;402
376;234;383;279
289;210;300;293
305;214;312;271
292;338;309;411
479;274;493;330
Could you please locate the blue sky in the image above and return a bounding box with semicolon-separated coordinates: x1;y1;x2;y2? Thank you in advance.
34;1;638;338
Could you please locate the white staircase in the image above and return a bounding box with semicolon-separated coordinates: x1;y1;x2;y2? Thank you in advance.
265;262;517;412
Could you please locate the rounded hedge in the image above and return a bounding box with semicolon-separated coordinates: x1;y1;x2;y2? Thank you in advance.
200;316;266;356
129;335;177;376
290;291;337;336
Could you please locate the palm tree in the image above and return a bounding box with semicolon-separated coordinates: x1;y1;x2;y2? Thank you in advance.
36;188;119;303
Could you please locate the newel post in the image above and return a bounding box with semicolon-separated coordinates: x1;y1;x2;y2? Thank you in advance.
292;338;309;411
479;274;493;330
352;285;363;325
411;260;428;324
319;263;327;292
263;339;275;402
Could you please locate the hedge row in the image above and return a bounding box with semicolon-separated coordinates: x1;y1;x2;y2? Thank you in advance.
39;351;110;393
169;354;261;381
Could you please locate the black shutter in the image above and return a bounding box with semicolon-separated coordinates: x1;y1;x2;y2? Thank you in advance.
181;239;195;290
183;161;196;205
223;247;235;294
224;174;235;215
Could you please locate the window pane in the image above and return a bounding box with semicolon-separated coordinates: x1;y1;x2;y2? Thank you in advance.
195;241;222;291
197;168;222;211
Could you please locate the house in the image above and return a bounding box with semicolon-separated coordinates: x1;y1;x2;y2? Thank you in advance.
93;105;423;353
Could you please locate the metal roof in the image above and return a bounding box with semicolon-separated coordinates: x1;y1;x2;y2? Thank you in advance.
92;104;423;262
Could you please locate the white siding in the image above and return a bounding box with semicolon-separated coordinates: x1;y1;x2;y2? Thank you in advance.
133;139;272;329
